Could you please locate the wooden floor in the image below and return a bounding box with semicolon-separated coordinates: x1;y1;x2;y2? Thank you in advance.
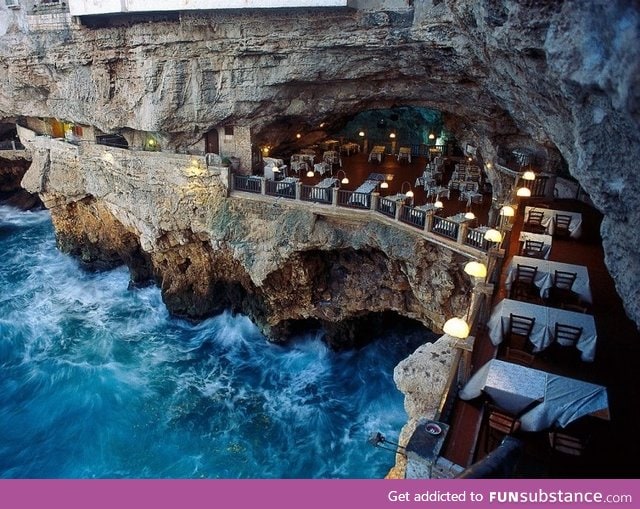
295;148;640;477
296;150;492;224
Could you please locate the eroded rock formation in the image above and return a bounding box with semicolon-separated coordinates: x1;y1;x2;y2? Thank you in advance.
0;153;41;209
20;136;472;346
1;1;639;326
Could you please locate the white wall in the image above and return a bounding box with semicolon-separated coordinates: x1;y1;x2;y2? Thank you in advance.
68;0;349;17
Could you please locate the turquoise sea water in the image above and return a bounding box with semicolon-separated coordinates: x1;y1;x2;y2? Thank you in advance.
0;206;432;478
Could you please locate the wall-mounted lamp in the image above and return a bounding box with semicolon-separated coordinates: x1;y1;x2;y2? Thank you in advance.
389;132;396;139
484;228;503;244
359;131;365;137
336;169;349;185
296;133;302;139
401;181;413;198
464;261;487;279
434;199;444;209
306;169;314;178
380;181;389;189
500;205;515;217
522;170;536;181
516;187;532;198
443;317;470;339
428;132;436;140
464;211;476;220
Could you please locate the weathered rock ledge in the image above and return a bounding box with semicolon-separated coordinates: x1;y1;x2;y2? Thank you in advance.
21;135;473;347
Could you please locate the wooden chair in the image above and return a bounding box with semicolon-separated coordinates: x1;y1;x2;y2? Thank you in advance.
548;430;587;457
505;347;535;367
547;270;578;307
520;239;545;259
504;313;536;352
523;210;546;234
553;214;572;238
510;264;540;303
485;403;521;452
553;322;583;347
547;322;583;363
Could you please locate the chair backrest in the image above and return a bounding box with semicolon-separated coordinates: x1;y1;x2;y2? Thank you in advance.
523;240;544;256
508;313;536;338
554;214;572;229
506;347;535;367
549;431;586;456
553;270;577;290
526;210;544;226
487;404;521;435
515;264;538;284
554;322;583;346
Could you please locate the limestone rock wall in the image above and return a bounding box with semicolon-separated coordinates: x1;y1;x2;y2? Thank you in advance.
1;0;639;326
0;151;41;209
21;134;472;345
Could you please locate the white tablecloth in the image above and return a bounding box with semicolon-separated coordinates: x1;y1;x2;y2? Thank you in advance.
314;162;332;175
397;147;412;162
341;142;360;156
309;178;337;201
525;206;583;238
487;299;598;361
368;145;385;162
504;256;592;303
518;231;553;259
275;177;298;192
459;359;546;416
348;179;378;206
460;359;609;431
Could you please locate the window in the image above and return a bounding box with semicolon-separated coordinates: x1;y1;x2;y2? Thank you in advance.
5;0;20;8
224;126;234;139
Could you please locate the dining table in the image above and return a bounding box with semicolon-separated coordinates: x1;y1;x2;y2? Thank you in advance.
487;298;598;361
397;147;412;163
341;142;360;156
518;231;553;259
504;255;592;303
368;145;386;163
348;179;379;206
313;162;332;176
459;359;609;432
524;206;583;238
309;177;338;201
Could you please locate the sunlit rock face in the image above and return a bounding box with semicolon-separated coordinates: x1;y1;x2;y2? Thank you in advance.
20;136;472;346
1;0;639;326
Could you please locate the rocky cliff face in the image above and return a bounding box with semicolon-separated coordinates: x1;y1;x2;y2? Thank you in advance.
1;0;639;326
21;136;472;346
0;152;41;209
